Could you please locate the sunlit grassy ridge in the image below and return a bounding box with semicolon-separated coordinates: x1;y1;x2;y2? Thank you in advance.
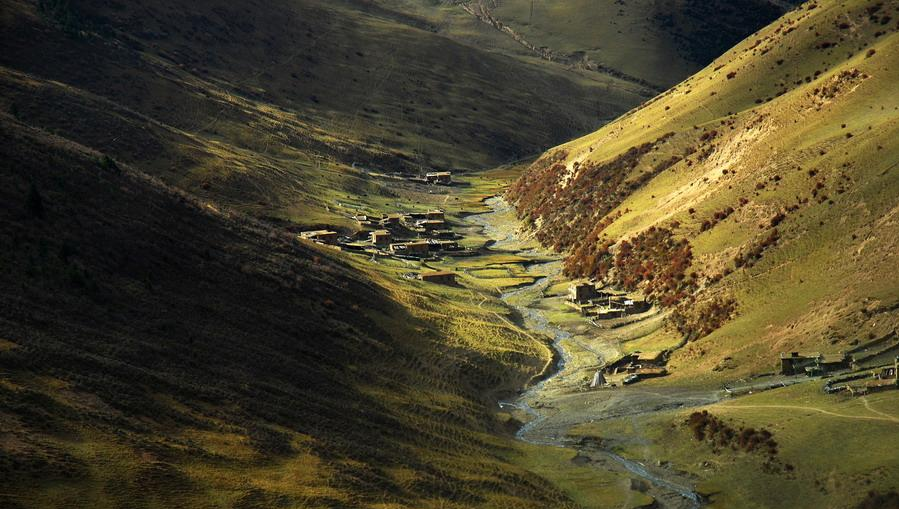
509;0;899;381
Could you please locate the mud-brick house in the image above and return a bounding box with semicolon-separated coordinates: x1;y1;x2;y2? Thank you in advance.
780;352;850;376
370;230;391;246
299;230;338;244
568;282;598;304
420;271;456;285
418;219;446;231
390;241;430;257
381;214;404;227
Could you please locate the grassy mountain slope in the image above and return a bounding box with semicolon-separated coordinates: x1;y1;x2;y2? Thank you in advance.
0;0;651;227
0;115;578;508
437;0;795;89
508;0;899;380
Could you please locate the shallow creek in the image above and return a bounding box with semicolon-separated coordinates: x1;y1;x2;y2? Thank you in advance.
469;197;704;509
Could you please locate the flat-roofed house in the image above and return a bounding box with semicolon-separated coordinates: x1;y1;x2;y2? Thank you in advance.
425;172;452;185
390;241;430;256
371;230;391;246
420;271;456;285
299;230;338;244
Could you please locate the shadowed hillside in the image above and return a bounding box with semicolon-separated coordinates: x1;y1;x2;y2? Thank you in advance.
426;0;796;89
508;0;899;380
0;116;573;508
0;0;652;226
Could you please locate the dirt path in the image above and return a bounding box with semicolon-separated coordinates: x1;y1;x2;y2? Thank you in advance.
716;401;899;424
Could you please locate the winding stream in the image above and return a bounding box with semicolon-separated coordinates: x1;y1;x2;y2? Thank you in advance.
471;196;703;509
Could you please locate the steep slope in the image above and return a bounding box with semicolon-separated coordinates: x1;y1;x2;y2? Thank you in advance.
433;0;797;89
0;115;573;508
508;0;899;380
0;0;650;227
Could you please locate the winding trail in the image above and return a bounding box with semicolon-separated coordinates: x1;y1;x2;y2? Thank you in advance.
716;402;899;424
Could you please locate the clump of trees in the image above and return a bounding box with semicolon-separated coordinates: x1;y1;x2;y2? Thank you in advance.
670;296;738;340
687;411;778;457
611;226;696;306
700;206;735;232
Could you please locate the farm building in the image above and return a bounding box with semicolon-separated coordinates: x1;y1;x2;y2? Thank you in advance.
371;230;391;246
427;210;445;221
420;271;456;285
380;214;403;226
780;352;850;376
425;172;453;185
299;230;338;244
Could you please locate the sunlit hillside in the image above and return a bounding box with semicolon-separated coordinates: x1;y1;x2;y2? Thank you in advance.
508;0;899;380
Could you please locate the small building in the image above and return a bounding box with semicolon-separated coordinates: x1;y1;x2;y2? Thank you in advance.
426;210;445;221
371;230;391;246
420;271;456;285
590;371;606;388
875;357;899;382
418;219;446;231
780;352;817;376
299;230;338;244
380;214;403;226
603;354;639;375
569;282;598;304
390;241;430;256
635;351;665;366
425;172;453;185
433;230;457;240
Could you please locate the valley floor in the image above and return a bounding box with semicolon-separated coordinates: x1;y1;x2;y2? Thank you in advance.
435;185;899;509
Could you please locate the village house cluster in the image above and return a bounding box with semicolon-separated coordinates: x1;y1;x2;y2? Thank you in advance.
567;281;651;319
784;331;899;396
299;206;470;286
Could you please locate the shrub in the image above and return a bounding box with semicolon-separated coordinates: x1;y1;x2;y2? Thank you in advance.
99;155;120;174
670;296;737;340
